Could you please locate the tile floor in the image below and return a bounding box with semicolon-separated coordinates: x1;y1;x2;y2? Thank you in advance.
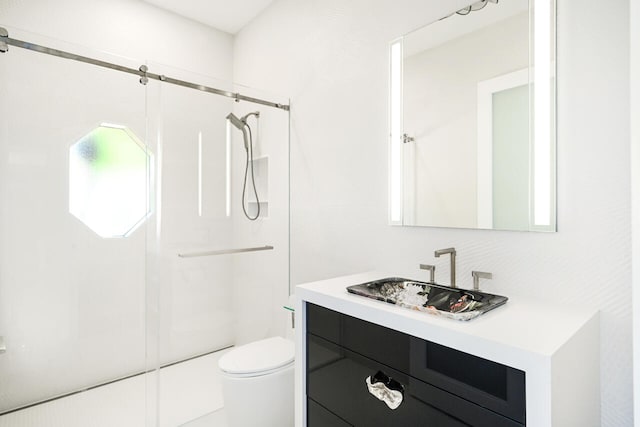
0;350;231;427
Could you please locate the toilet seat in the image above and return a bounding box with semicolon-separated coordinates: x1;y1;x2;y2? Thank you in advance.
218;336;294;378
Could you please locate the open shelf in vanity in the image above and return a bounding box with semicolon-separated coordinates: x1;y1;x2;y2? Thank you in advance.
295;272;600;427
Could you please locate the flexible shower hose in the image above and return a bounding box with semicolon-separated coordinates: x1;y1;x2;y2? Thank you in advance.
242;124;260;221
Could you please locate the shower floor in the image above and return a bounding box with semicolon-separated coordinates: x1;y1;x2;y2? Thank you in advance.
0;349;231;427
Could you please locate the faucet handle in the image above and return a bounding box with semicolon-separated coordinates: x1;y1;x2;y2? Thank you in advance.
419;264;435;282
471;271;492;291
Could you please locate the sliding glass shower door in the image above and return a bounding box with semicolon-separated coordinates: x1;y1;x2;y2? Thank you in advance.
144;67;236;427
145;65;291;427
0;27;290;427
0;30;151;426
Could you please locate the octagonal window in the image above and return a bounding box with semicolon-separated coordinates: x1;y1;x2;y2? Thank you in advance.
69;124;150;238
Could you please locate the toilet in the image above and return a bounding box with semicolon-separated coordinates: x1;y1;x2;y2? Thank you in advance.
218;335;295;427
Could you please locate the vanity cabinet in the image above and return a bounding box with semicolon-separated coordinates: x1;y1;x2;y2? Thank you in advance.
296;272;600;427
306;303;524;427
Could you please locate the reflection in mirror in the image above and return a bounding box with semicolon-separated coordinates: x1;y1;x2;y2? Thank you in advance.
389;0;556;231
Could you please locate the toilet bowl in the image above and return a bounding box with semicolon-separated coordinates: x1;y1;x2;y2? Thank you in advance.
218;336;295;427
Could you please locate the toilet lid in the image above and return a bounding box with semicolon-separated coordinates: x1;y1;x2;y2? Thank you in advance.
218;336;294;375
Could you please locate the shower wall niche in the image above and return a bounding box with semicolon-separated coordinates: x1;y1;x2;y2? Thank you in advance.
248;156;269;218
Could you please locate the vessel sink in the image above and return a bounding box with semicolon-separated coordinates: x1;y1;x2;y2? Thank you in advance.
346;277;508;321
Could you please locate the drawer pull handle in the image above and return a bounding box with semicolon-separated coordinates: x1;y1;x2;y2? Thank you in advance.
365;371;404;410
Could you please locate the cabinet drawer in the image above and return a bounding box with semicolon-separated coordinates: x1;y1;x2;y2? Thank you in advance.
306;303;410;372
307;333;522;427
411;338;526;424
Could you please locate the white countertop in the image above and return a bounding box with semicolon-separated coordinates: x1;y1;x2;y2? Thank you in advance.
296;271;599;370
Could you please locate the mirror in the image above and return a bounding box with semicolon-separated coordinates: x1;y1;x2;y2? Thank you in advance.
389;0;556;231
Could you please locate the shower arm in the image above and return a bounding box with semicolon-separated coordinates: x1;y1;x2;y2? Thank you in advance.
242;111;261;122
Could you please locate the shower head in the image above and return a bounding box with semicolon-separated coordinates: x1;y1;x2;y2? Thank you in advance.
227;112;249;151
226;112;245;131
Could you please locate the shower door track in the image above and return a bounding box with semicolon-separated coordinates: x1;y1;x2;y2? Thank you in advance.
0;27;290;111
0;345;234;417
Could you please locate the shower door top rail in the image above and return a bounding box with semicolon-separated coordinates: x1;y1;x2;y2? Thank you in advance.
178;245;274;258
0;27;290;111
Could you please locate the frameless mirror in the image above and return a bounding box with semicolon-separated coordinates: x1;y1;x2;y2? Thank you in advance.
389;0;556;231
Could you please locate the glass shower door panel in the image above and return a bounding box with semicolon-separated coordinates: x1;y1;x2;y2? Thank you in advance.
146;69;291;427
0;33;149;426
145;67;236;427
148;69;236;364
228;84;291;348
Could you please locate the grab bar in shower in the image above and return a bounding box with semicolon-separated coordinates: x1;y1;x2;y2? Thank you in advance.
178;245;274;258
0;336;6;354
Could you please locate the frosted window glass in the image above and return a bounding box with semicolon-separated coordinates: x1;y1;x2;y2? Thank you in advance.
69;124;150;238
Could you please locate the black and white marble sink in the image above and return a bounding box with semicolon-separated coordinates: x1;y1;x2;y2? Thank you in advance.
346;277;508;321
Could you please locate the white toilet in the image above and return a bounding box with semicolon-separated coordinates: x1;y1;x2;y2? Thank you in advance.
218;336;295;427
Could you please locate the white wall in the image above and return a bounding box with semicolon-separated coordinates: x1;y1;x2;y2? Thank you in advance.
631;0;640;422
234;0;632;425
0;0;236;413
0;0;233;80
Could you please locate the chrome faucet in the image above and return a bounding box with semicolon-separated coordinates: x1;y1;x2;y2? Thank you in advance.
434;247;456;288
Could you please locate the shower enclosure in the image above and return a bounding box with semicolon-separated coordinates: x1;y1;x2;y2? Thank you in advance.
0;26;290;427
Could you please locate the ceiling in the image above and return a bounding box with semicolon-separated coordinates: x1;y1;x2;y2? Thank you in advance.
141;0;274;34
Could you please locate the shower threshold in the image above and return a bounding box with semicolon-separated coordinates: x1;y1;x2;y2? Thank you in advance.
0;348;232;427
